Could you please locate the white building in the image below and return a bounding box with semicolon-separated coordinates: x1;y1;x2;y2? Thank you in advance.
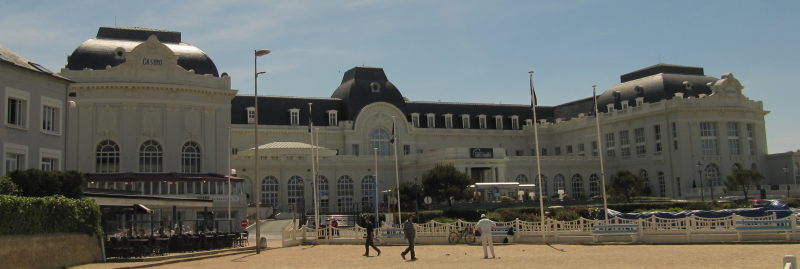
60;27;244;225
231;64;778;215
1;45;71;174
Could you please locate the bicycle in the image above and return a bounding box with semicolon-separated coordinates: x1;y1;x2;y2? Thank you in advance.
447;226;477;244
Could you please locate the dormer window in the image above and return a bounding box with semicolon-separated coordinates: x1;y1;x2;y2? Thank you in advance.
411;113;420;128
461;114;470;129
370;82;381;93
525;119;533;126
426;113;436;128
511;116;520;130
621;102;629;110
494;115;503;130
606;103;615;112
444;114;453;129
289;108;300;126
478;115;487;129
682;81;693;91
246;107;256;124
327;110;338;126
635;97;644;107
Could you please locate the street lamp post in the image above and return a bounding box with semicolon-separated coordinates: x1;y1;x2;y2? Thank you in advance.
696;161;704;202
253;49;270;254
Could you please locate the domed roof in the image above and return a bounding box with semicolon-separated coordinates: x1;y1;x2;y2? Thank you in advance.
331;66;407;120
595;64;717;111
65;27;219;77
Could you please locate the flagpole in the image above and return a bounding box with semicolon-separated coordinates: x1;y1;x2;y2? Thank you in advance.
593;85;610;221
391;116;402;226
529;71;547;244
308;103;320;234
314;127;321;230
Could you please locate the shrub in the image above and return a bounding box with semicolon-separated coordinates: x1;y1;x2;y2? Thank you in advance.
500;196;516;203
0;195;102;236
685;202;711;211
0;176;20;196
8;169;85;198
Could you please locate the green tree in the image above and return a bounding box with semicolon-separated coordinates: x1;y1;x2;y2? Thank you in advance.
0;176;20;195
421;164;474;208
724;168;763;201
607;170;645;203
397;181;423;212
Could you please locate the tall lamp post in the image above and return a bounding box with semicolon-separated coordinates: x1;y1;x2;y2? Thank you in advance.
696;161;704;202
254;49;270;254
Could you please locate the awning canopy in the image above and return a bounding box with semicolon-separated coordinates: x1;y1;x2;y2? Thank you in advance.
469;182;535;189
85;172;244;183
240;141;338;157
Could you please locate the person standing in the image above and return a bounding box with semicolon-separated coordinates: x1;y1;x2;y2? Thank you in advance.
400;215;417;260
363;217;381;256
475;214;496;259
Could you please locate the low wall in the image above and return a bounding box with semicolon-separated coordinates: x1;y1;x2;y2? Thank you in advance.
0;233;103;269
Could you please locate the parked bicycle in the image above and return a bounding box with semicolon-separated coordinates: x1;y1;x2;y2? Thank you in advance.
448;226;477;244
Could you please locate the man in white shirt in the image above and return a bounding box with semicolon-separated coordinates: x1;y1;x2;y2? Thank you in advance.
475;214;496;259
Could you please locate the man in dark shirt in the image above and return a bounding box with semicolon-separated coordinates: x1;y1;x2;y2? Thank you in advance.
363;217;381;256
401;215;417;260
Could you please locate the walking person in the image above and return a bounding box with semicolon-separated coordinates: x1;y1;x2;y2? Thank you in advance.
475;214;496;259
363;217;381;256
400;215;417;260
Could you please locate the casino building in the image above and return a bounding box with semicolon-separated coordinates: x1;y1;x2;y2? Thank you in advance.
60;27;244;225
230;64;775;215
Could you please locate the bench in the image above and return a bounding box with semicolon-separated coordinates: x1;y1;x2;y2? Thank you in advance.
735;219;792;241
491;226;514;243
591;223;639;242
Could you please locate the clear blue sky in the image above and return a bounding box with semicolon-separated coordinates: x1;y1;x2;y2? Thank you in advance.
2;0;798;153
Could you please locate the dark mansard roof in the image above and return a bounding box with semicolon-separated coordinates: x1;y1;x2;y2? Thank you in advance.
231;64;718;127
65;27;220;77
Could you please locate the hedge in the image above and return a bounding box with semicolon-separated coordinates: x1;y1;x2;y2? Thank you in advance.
0;195;102;236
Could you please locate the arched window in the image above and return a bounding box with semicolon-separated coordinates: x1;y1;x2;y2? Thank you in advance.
705;164;721;186
554;174;565;193
317;176;329;212
535;174;548;197
588;174;599;197
361;175;376;211
288;176;304;205
368;129;391;156
515;174;528;183
337;176;354;212
261;176;278;206
657;172;666;197
181;141;201;173
95;140;120;173
139;140;163;173
571;174;583;199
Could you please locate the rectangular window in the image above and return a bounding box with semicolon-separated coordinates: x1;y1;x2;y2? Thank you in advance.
671;122;678;138
426;113;435;128
246;107;256;124
554;147;561;156
403;145;410;155
620;130;631;157
351;144;359;156
746;123;756;155
700;122;719;155
444;114;453;129
515;150;524;156
41;157;58;171
728;122;741;155
541;148;548;156
494;116;503;129
5;153;25;172
328;111;338;126
577;143;585;156
511;117;519;130
635;128;646;156
42;106;58;133
289;110;300;126
7;97;27;127
411;114;420;128
461;115;470;129
654;125;662;153
478;116;487;129
605;133;616;157
591;141;598;156
566;145;573;154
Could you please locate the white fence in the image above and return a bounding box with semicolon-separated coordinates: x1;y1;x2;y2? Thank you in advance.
282;213;799;245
